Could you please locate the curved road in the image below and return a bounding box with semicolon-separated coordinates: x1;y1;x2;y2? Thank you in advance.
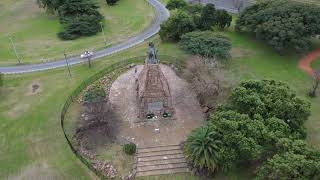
0;0;169;74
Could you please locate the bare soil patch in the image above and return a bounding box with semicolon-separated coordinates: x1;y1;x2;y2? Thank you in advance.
298;48;320;76
109;64;205;147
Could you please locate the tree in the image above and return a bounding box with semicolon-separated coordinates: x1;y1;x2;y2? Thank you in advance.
199;4;217;30
184;126;222;173
206;80;310;171
106;0;119;6
256;139;320;179
159;10;196;41
180;31;232;60
57;0;104;40
228;79;311;138
166;0;187;10
236;0;320;52
215;10;232;29
37;0;63;13
256;152;320;180
309;71;320;97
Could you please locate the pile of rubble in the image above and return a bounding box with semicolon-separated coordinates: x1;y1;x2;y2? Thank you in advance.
79;146;118;178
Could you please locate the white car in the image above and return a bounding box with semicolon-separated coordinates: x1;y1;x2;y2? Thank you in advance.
80;51;94;59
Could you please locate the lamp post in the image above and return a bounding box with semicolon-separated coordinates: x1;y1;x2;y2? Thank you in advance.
8;35;21;64
100;22;107;46
64;50;72;77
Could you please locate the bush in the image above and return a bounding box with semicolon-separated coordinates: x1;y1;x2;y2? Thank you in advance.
159;10;195;41
58;15;103;40
83;85;106;102
123;143;136;155
106;0;119;6
236;0;320;52
166;0;187;10
184;126;221;173
180;31;232;60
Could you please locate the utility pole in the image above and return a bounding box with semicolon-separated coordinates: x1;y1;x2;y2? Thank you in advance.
8;35;21;64
100;22;107;46
64;50;72;77
88;56;92;68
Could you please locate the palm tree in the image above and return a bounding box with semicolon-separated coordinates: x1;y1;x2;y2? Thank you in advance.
184;126;222;172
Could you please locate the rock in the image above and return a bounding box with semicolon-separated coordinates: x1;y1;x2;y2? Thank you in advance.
202;106;209;113
154;128;160;133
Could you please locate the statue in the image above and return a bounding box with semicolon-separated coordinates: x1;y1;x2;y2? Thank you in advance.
147;42;158;64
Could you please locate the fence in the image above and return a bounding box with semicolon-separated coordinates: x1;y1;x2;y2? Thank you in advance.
60;55;184;179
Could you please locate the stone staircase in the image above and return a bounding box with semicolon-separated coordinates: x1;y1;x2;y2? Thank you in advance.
134;144;189;177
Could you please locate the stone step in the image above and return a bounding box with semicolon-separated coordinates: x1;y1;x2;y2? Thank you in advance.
137;144;181;153
137;162;188;172
137;149;182;158
137;157;187;167
137;153;185;162
136;167;189;177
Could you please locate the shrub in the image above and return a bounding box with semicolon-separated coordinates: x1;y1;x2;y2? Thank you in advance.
159;10;195;41
180;31;232;60
184;126;221;173
123;143;136;155
106;0;119;6
83;85;106;102
166;0;187;10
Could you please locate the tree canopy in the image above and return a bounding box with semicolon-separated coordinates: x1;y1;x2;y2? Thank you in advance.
180;31;232;60
159;10;195;41
166;0;187;10
184;79;313;176
236;0;320;52
38;0;104;40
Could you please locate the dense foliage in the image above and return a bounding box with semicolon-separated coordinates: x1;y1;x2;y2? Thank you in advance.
160;3;232;41
123;143;136;155
256;138;320;179
106;0;119;6
180;31;232;60
159;10;195;41
0;73;3;87
184;79;315;178
236;0;320;52
166;0;187;10
83;85;106;102
38;0;104;40
184;126;221;172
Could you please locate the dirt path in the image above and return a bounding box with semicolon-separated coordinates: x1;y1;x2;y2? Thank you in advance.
298;48;320;76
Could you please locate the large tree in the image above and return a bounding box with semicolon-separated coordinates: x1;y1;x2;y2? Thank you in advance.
236;0;320;52
228;79;311;138
199;4;217;30
159;10;195;41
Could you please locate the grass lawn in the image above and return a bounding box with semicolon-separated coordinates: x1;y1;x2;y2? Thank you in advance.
311;57;320;71
1;31;320;179
0;0;154;65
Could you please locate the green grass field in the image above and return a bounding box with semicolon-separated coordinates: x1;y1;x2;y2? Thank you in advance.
0;0;154;65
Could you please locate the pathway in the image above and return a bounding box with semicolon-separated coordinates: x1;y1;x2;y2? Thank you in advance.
298;48;320;77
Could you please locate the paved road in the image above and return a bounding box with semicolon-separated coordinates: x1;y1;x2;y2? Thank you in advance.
0;0;169;74
189;0;254;13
